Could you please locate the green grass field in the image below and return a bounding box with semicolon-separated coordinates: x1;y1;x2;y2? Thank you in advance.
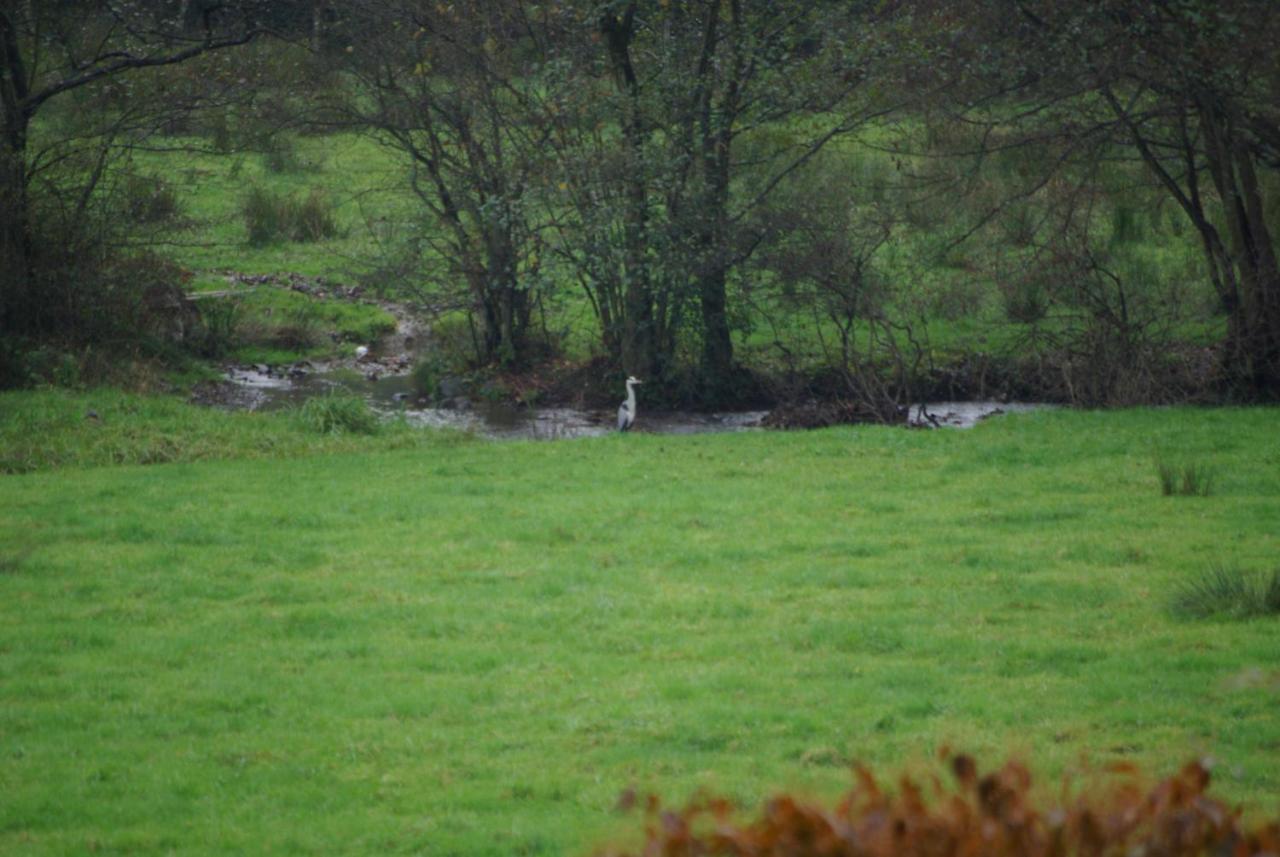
1;394;1278;854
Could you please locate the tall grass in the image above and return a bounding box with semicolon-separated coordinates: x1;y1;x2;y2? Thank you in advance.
1170;565;1280;619
121;172;183;224
242;187;339;246
296;391;381;435
1155;456;1215;496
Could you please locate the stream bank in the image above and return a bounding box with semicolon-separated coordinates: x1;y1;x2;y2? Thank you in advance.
196;362;1040;439
187;274;1048;438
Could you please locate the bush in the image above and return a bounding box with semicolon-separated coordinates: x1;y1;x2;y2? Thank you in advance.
296;392;380;435
1170;565;1280;619
600;755;1280;857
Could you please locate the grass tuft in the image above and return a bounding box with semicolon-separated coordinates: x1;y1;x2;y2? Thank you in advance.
1155;456;1215;496
291;189;339;242
242;187;339;246
296;392;380;435
1261;568;1280;615
1170;565;1280;619
0;547;32;574
122;172;183;224
242;186;288;246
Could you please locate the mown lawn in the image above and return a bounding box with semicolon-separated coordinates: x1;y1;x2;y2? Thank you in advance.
1;400;1278;854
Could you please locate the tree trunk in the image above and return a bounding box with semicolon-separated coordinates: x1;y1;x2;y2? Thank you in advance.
697;265;734;389
1199;98;1280;392
601;3;657;379
1108;89;1278;394
311;0;327;52
692;0;738;396
0;6;32;335
693;134;735;390
0;97;34;333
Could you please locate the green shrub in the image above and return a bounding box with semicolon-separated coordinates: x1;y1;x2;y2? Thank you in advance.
296;393;380;435
1108;202;1148;247
0;337;34;389
1264;568;1280;615
410;350;464;401
430;315;482;367
1170;565;1280;619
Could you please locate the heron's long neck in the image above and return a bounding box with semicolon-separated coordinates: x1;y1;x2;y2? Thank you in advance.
625;381;637;411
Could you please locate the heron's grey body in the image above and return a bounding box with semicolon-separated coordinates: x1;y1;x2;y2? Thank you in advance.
617;376;642;431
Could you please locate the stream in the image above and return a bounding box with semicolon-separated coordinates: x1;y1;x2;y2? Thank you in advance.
222;365;770;439
218;365;1041;439
200;281;1047;438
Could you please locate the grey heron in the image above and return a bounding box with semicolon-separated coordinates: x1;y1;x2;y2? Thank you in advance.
617;376;642;431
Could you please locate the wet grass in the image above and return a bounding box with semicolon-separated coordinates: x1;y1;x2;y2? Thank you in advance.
131;134;415;282
0;390;454;474
221;286;397;365
127;135;407;367
2;402;1278;854
1170;565;1280;619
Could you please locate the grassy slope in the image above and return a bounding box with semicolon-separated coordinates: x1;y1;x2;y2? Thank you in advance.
128;128;1222;378
2;402;1278;854
138;134;416;284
